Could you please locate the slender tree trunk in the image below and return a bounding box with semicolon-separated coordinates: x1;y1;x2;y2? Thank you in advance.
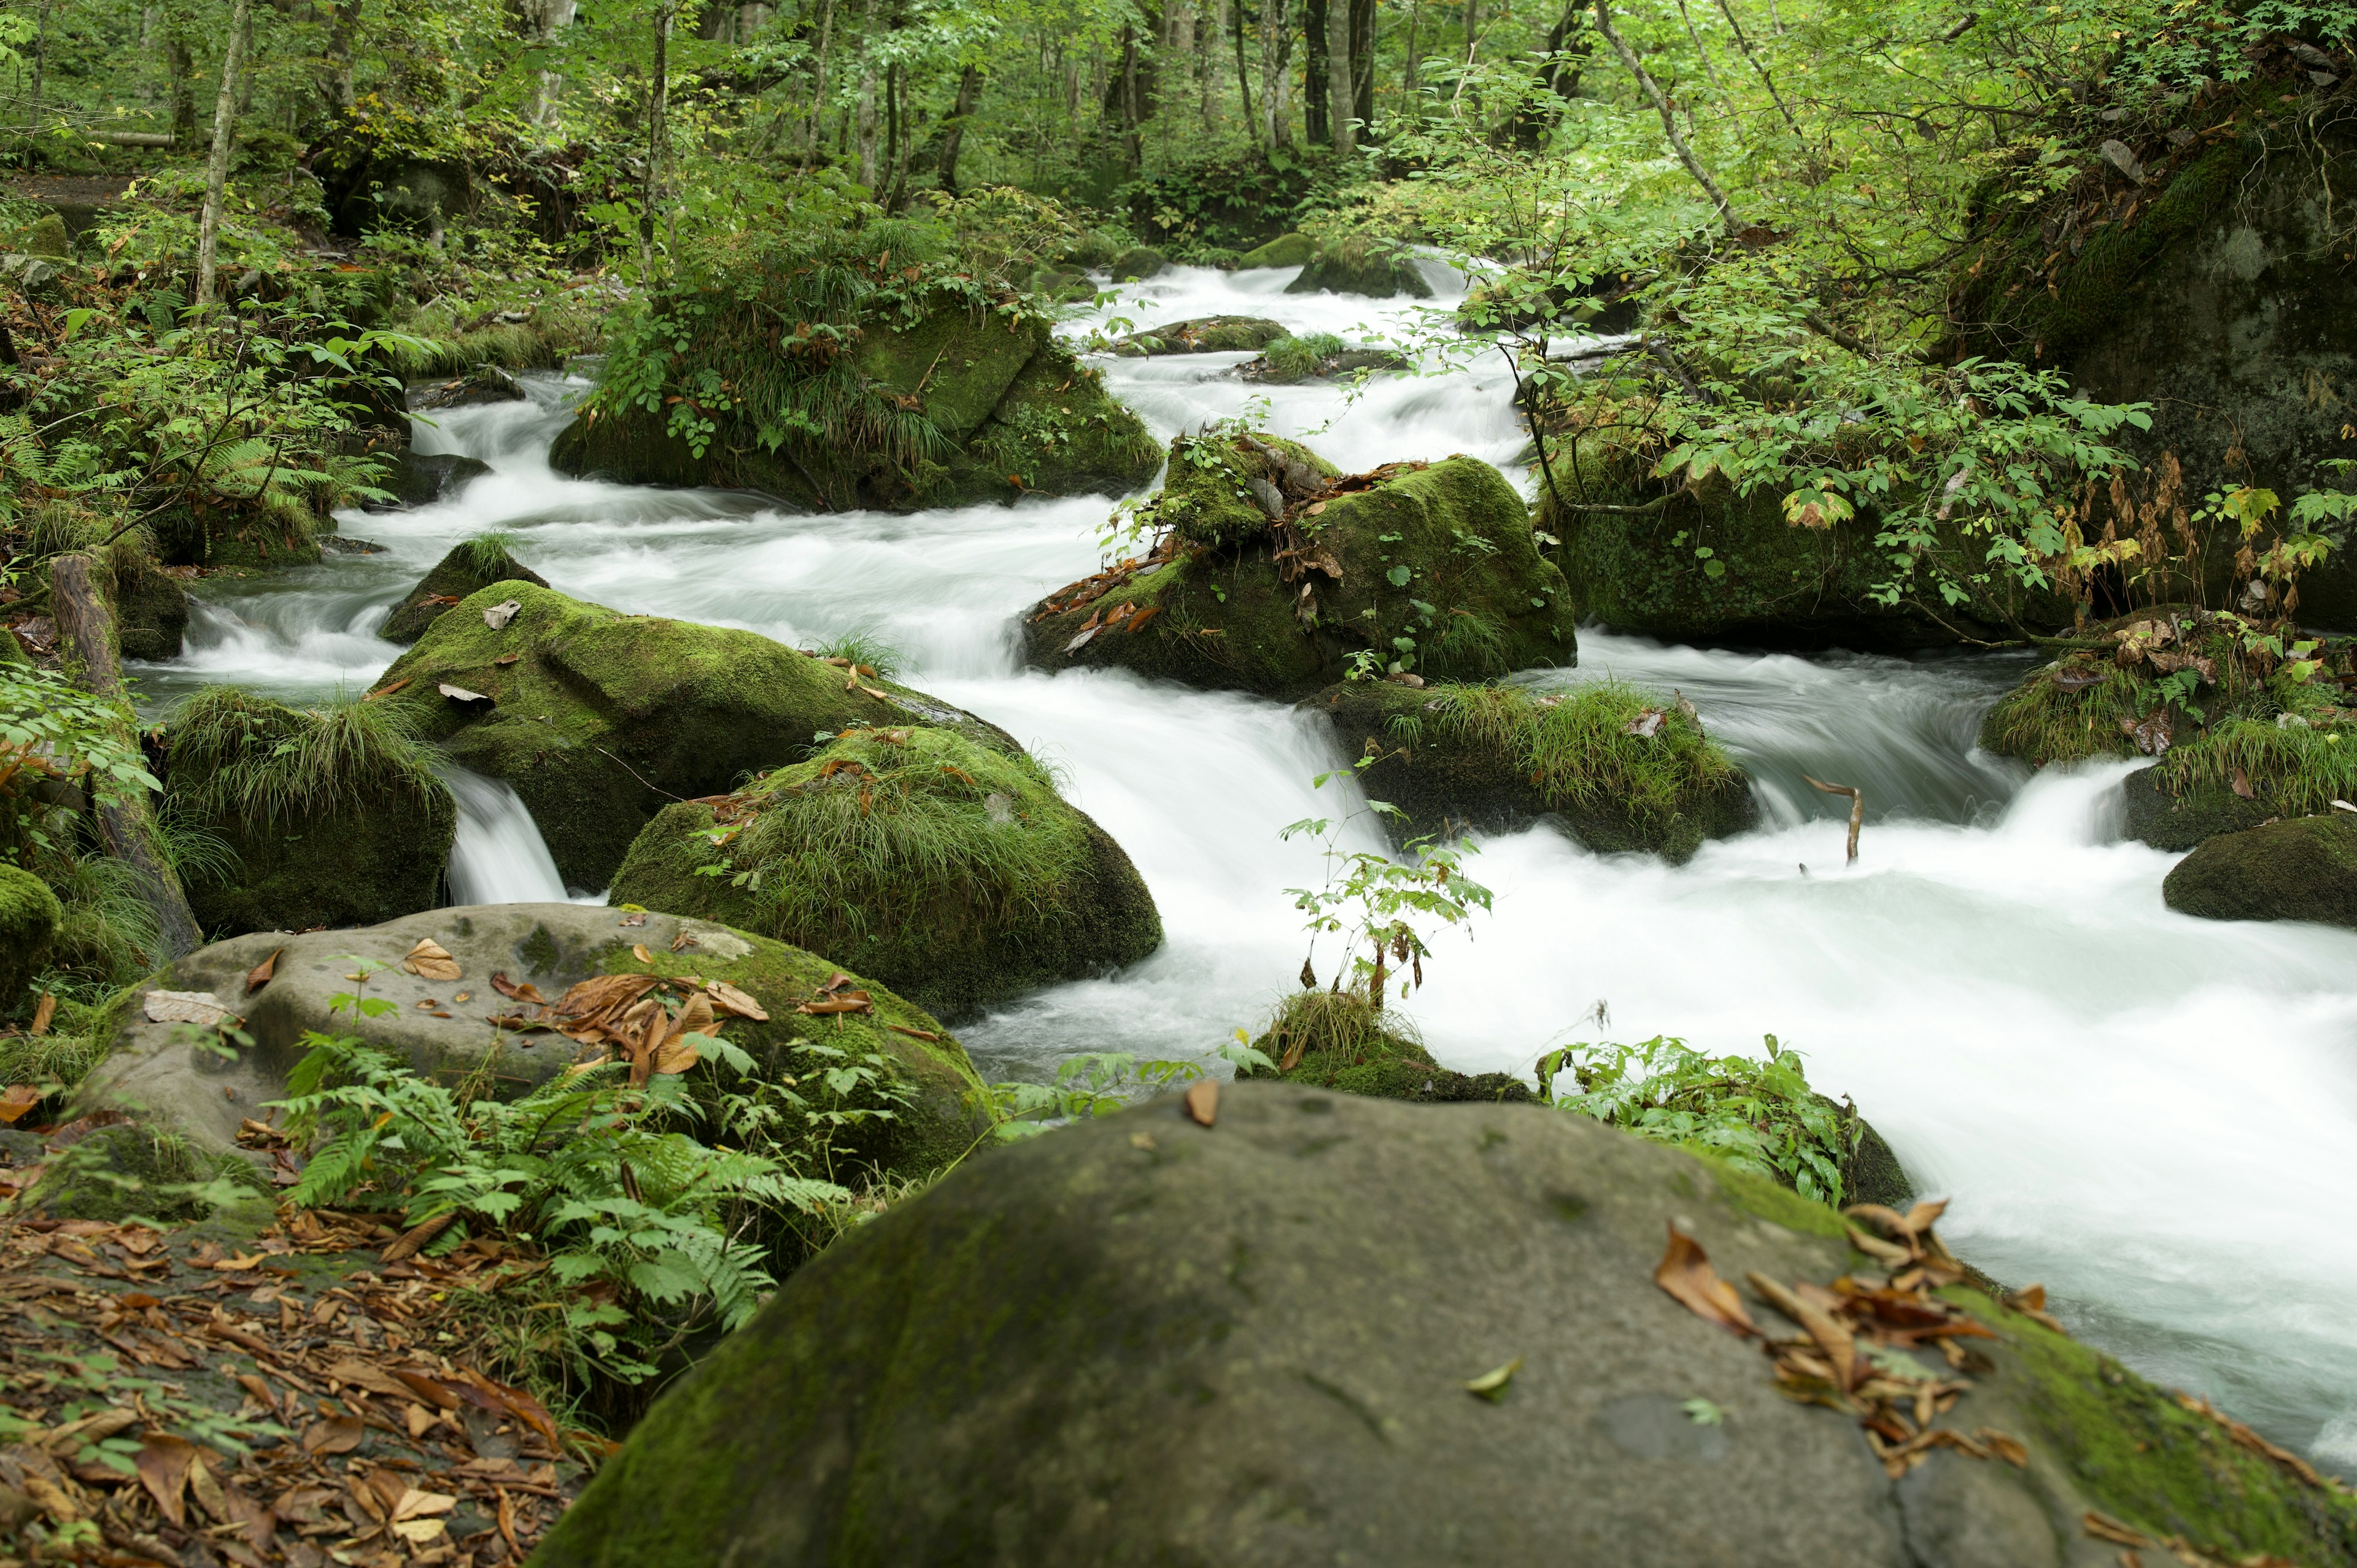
194;0;253;306
1120;25;1141;168
164;13;196;143
802;0;833;168
1350;0;1372;127
1463;0;1477;62
1259;0;1293;148
1304;0;1328;143
527;0;578;125
1593;0;1741;231
324;0;361;112
854;0;879;187
639;0;674;277
29;2;50;125
50;555;201;962
883;60;911;208
1403;0;1420;101
1202;0;1225;125
1234;0;1256;140
1325;0;1352;150
939;63;981;193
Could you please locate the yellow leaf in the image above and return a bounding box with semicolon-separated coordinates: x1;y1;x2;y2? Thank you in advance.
1465;1358;1523;1400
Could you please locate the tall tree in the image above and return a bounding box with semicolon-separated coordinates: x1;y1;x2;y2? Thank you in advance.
194;0;254;306
640;0;676;276
1304;0;1328;142
1326;0;1352;150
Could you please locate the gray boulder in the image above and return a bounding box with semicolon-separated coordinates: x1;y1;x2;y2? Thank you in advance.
2162;813;2357;930
531;1085;2347;1568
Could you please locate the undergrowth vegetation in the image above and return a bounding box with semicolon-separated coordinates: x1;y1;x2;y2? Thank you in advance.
163;686;450;828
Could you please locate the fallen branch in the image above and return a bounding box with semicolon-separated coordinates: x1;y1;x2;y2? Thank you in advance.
1802;773;1863;864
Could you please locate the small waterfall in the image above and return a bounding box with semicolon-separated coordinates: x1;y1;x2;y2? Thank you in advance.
444;767;577;905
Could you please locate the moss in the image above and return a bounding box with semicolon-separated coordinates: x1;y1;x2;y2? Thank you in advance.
1238;232;1316;269
379;538;550;644
382;309;603;377
377;582;1020;889
1108;245;1169;282
1701;1156;1848;1239
107;549;188;663
964;338;1163;503
2162;813;2357;929
2123;767;2275;852
1110;316;1293;357
161;687;457;937
9;213;70;258
1285;236;1432;299
608;726;1163;1022
1314;678;1756;860
1027;438;1577;700
1949;1289;2357;1561
22;1123;265;1224
0;862;63;1010
167;492;326;571
1240;990;1535;1104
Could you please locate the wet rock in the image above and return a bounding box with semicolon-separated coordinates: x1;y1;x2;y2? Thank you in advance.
2162;812;2357;929
1237;231;1317;269
380;538;550;644
76;904;989;1180
532;1084;2339;1568
1110;315;1292;357
5;213;70;258
2121;764;2274;851
1305;678;1757;862
1023;433;1575;698
1239;340;1412;385
610;726;1161;1021
110;554;188;662
1240;991;1536;1103
1108;245;1170;282
1285;236;1433;299
0;863;61;1011
362;449;494;512
376;582;1019;887
406;364;525;411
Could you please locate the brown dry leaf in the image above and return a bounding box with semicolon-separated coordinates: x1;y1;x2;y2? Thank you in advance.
667;990;714;1043
1975;1428;2029;1467
1182;1078;1218;1127
0;1084;39;1124
652;1036;701;1075
494;652;521;666
704;980;768;1021
28;992;54;1035
551;973;659;1019
632;943;653;963
797;994;874;1016
886;1023;941;1042
244;946;285;996
380;1212;457;1264
301;1416;363;1456
438;682;493;705
401;937;462;982
1749;1272;1856;1389
1653;1226;1757;1337
365;676;412;700
144;989;232;1026
135;1432;198;1527
187;1451;228;1523
392;1488;457;1522
2084;1513;2153;1548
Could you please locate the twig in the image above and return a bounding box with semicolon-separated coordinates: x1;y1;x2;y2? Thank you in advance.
1594;0;1746;234
1802;774;1862;864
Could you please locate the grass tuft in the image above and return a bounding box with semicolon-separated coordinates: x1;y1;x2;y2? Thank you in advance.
1411;680;1745;831
458;530;525;574
811;628;904;681
164;686;449;830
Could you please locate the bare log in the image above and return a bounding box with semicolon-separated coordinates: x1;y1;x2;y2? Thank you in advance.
85;129;174;147
49;553;202;959
1802;774;1862;864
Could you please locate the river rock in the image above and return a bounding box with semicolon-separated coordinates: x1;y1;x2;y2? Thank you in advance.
530;1084;2342;1568
547;295;1160;512
2162;813;2357;929
1108;245;1170;282
0;863;61;1013
609;725;1161;1021
110;551;188;662
1237;231;1316;269
1109;315;1291;356
375;582;1017;888
1242;991;1537;1103
1307;678;1757;862
2122;765;2275;851
407;364;525;411
364;449;495;512
160;688;457;938
1023;433;1576;698
73;904;989;1181
379;538;549;644
1285;236;1433;299
1239;343;1411;384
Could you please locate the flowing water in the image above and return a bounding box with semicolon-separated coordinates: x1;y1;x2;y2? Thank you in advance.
130;262;2357;1471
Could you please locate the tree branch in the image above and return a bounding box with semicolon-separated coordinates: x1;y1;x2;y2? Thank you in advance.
1593;0;1744;233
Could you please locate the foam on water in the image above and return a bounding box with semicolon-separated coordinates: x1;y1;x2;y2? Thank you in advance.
140;266;2357;1470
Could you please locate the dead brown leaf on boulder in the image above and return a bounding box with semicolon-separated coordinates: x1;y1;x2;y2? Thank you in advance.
1652;1226;1757;1337
400;938;462;982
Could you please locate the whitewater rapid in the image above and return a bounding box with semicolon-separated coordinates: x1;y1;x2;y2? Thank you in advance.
132;261;2357;1473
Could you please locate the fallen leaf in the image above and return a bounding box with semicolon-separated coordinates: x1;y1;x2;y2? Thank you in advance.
2083;1512;2151;1548
1623;708;1666;739
1465;1358;1522;1400
1126;605;1162;633
703;980;768;1021
381;1212;457;1264
482;598;523;629
28;992;54;1034
0;1084;39;1123
1183;1078;1218;1127
1748;1272;1856;1390
886;1023;940;1042
796;995;873;1016
301;1416;363;1456
401;937;462;982
136;1433;198;1527
619;911;648;926
632;943;652;963
494;652;521;666
244;946;285;997
652;1036;701;1074
365;676;412;700
2231;765;2255;800
1653;1226;1757;1337
439;681;494;705
1975;1428;2029;1467
144;989;232;1026
392;1488;457;1522
187;1452;228;1523
1065;625;1099;654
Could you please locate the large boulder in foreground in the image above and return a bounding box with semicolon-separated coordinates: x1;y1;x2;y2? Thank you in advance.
77;904;988;1181
1309;678;1757;861
379;536;549;644
375;582;1014;888
2162;813;2357;930
611;725;1160;1021
549;296;1161;511
1024;434;1575;698
533;1085;2351;1568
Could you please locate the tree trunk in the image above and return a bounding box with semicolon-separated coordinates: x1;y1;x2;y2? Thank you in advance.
193;0;253;307
164;14;196;143
29;2;50;125
527;0;578;126
855;0;879;187
323;0;360;113
1120;25;1141;168
1260;0;1293;149
640;0;675;277
1234;0;1255;140
1202;0;1226;125
801;0;833;169
1350;0;1372;127
1326;0;1352;151
1303;0;1328;144
938;63;981;194
49;556;201;962
1403;0;1420;102
1463;0;1477;62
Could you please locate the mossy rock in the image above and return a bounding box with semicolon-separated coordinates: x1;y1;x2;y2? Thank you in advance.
2162;813;2357;929
1014;261;1097;304
406;363;525;411
380;539;549;644
1240;342;1411;385
79;905;993;1184
1108;245;1170;282
1241;991;1535;1103
609;726;1162;1022
152;496;325;571
363;449;493;512
1307;679;1757;862
110;555;188;663
160;689;457;938
531;1085;2357;1568
376;582;1018;889
1237;232;1317;269
2123;765;2277;852
1545;460;2076;651
9;213;70;258
1110;316;1292;357
0;862;62;1011
1024;436;1576;699
1285;236;1433;299
549;307;1159;512
18;1121;263;1225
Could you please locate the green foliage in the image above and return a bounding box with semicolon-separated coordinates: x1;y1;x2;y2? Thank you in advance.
1257;331;1346;382
1282;769;1493;1005
811;628;904;679
0;663;158;864
163;685;449;829
1539;1035;1855;1207
459;530;525;573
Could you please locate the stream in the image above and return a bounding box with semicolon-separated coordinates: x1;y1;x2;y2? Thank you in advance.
130;261;2357;1473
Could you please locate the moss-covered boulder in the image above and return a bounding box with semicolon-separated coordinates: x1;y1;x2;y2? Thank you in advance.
1024;434;1576;698
1243;990;1535;1103
77;904;991;1182
2162;813;2357;929
2123;766;2275;851
1108;245;1169;282
376;582;1016;889
1286;236;1433;299
110;552;188;663
533;1084;2357;1568
379;537;549;644
8;213;70;258
407;363;525;411
160;687;457;938
609;725;1161;1021
149;495;325;571
1308;678;1757;861
1110;316;1291;357
0;862;61;1011
549;298;1160;511
1237;231;1317;269
1548;463;2077;651
1240;335;1411;385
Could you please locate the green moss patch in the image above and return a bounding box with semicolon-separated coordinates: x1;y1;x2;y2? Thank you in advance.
1240;989;1533;1103
0;862;62;1009
1238;232;1317;269
1110;316;1293;357
381;535;549;644
1286;236;1431;299
608;725;1161;1021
